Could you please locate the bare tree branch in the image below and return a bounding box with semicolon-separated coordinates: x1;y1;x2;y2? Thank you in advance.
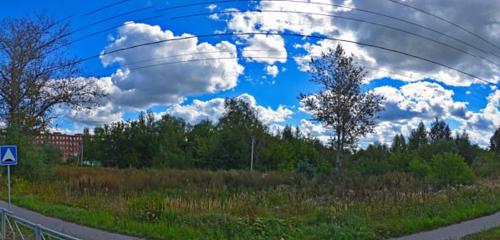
0;15;105;134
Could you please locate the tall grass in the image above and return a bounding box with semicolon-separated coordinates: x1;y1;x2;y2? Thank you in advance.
5;166;500;239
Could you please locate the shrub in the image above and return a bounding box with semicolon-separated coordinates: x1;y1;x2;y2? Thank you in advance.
1;127;51;181
409;157;430;178
472;151;500;177
430;153;474;186
295;160;316;177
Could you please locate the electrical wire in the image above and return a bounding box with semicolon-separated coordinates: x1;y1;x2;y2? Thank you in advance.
83;0;136;17
155;0;500;60
68;31;495;86
102;52;492;103
385;0;500;53
170;9;499;67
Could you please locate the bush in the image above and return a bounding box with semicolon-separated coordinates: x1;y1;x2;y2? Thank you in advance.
295;160;316;177
1;126;52;181
409;157;430;178
472;151;500;177
430;153;474;186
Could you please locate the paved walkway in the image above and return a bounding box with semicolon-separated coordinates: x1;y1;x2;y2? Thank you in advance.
0;201;142;240
391;211;500;240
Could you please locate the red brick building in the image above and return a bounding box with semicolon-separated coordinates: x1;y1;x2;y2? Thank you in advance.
35;132;83;160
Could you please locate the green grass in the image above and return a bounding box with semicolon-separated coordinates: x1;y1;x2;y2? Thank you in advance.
3;167;500;239
463;226;500;240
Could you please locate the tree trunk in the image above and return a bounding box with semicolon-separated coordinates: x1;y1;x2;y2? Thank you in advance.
335;133;342;174
336;146;341;173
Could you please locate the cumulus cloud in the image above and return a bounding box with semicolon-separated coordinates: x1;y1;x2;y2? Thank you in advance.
100;22;244;109
166;93;294;125
55;22;247;129
372;81;469;121
462;90;500;146
265;65;279;77
167;98;226;124
334;0;500;86
217;0;500;86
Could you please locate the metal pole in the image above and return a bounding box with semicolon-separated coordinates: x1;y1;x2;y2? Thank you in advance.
1;209;5;240
35;224;42;240
7;166;11;209
250;136;254;171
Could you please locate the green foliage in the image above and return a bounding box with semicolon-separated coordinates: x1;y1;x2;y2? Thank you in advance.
8;167;500;240
472;151;500;177
39;144;63;165
408;122;428;150
417;138;458;161
429;118;452;143
295;160;317;177
390;134;406;153
82;100;332;171
455;131;480;165
408;157;430;178
491;127;500;154
429;153;475;186
0;126;51;180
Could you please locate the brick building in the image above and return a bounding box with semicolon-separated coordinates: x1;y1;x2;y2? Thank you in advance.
35;132;83;160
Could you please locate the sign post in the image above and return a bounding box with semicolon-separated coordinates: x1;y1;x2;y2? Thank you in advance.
0;145;17;209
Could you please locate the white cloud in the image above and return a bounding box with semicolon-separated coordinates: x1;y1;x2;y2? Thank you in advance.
462;90;500;146
373;81;469;121
207;4;217;11
217;0;500;86
100;22;244;109
265;65;279;77
241;34;287;64
166;93;294;125
167;98;226;124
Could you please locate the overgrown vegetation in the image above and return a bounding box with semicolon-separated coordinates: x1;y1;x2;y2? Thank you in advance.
3;166;500;240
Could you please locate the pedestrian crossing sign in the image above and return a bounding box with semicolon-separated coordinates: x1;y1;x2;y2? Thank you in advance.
0;145;17;166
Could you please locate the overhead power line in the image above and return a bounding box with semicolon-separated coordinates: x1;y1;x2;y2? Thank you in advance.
56;0;136;26
69;14;168;45
83;0;135;17
385;0;500;53
70;31;495;86
102;51;491;103
170;9;499;67
155;0;500;60
69;6;154;36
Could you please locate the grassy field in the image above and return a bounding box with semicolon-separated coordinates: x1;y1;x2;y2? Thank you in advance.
3;166;500;239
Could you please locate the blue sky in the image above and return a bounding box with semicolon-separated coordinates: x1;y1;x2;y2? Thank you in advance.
2;0;499;147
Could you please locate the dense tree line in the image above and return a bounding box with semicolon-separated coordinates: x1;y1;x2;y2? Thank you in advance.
354;119;500;185
83;98;332;172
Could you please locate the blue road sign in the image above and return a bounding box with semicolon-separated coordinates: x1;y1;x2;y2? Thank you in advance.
0;145;17;166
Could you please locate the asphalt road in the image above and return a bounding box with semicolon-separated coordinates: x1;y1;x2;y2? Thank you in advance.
390;211;500;240
0;200;142;240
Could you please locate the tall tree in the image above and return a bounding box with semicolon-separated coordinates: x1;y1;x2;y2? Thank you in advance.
0;15;103;133
408;122;428;150
391;134;406;152
300;44;384;173
491;127;500;154
455;130;477;165
429;117;452;142
215;98;266;169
